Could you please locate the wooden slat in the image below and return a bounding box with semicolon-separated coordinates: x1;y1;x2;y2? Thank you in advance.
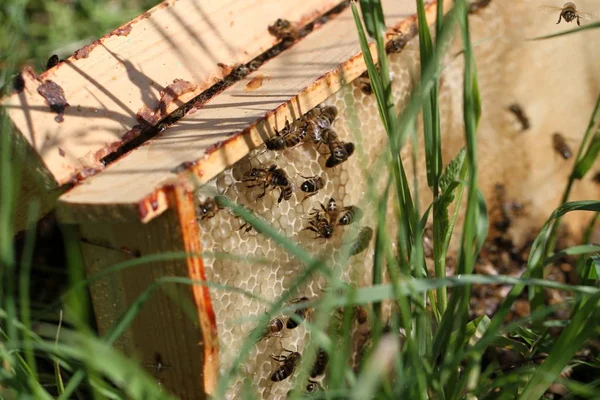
1;0;342;186
78;185;217;398
58;0;445;223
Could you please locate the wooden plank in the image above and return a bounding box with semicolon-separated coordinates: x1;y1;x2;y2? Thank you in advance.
1;0;342;187
78;184;217;398
58;0;444;223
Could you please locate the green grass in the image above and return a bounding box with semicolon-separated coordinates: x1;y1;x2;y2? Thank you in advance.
2;0;600;399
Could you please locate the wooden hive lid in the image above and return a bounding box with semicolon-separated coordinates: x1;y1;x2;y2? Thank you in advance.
57;0;446;224
2;0;342;190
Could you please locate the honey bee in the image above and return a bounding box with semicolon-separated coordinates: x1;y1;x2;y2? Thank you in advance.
545;2;593;26
310;347;329;377
286;296;311;329
265;120;309;150
508;103;530;131
355;71;373;95
46;54;60;70
259;317;285;341
231;64;250;80
552;132;572;160
305;105;338;145
270;349;301;382
349;227;374;256
299;174;325;202
321;129;355;168
326;197;338;213
593;171;600;183
386;35;407;53
242;164;293;203
196;196;225;220
338;205;363;226
268;19;298;41
305;380;322;393
355;305;368;325
304;208;335;239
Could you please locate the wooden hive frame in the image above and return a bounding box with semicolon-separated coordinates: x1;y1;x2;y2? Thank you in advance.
3;0;449;397
5;0;600;398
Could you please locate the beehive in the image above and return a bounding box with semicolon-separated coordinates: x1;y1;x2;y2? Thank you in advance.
4;0;600;399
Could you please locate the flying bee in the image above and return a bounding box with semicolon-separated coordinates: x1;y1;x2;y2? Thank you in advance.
355;71;373;95
258;317;285;341
242;164;293;203
270;349;302;382
299;174;325;202
196;196;225;220
508;103;530;131
338;205;363;226
544;2;594;26
349;227;374;256
286;296;311;329
46;54;60;70
268;18;298;41
310;347;329;378
552;132;572;160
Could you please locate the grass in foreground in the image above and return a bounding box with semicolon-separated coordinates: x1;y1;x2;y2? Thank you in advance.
1;0;600;399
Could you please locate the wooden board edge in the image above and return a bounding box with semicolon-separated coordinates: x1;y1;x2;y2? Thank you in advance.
170;184;219;395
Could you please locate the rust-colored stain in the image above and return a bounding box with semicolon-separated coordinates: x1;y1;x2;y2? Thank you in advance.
66;166;103;185
113;23;133;37
217;62;234;76
149;192;160;211
37;80;70;123
138;201;149;220
170;160;196;174
121;124;145;142
94;140;123;162
136;79;197;126
245;74;266;91
73;41;100;60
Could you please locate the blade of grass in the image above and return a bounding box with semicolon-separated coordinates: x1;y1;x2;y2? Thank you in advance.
520;291;600;400
19;201;41;383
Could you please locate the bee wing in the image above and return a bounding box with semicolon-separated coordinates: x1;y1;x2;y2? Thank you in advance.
540;5;564;13
578;11;597;21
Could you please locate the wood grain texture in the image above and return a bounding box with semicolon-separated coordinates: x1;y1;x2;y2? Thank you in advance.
58;0;441;223
1;0;342;187
79;193;216;399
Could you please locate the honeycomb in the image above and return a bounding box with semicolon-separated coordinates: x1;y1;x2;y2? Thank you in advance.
195;1;600;398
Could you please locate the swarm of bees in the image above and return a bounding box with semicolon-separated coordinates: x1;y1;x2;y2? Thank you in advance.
196;104;371;256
